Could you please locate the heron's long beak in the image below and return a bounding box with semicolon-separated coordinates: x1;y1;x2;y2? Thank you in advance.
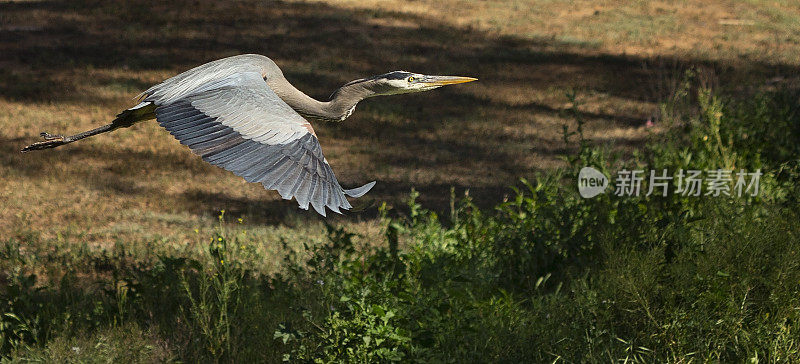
421;75;478;86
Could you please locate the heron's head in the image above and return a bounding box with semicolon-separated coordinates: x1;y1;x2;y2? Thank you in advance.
347;71;477;97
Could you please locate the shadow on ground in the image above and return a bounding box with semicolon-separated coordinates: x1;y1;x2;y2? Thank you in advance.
2;0;798;225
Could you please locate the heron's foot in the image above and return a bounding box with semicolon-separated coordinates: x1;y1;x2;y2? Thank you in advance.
20;132;67;153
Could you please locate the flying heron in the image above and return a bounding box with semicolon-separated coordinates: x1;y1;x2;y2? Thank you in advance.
21;54;477;216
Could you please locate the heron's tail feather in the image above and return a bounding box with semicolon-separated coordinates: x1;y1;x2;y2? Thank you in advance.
344;181;376;198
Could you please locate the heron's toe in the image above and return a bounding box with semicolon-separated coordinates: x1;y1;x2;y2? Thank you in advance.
21;139;66;153
40;132;64;141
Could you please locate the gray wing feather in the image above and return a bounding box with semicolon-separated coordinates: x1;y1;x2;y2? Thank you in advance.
145;62;374;216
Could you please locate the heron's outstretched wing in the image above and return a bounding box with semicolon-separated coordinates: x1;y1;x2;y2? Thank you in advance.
144;69;374;216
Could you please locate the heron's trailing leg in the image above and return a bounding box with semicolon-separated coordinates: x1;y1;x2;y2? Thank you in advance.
20;123;125;152
20;101;156;153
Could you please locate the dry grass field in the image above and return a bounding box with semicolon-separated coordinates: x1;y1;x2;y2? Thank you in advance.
1;0;799;250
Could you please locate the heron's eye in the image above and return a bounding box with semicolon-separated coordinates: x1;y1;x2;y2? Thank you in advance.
407;76;415;82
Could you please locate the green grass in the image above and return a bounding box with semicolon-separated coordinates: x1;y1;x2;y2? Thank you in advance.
2;80;799;362
7;324;173;363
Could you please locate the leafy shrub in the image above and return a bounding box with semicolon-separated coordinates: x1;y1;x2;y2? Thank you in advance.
2;84;799;362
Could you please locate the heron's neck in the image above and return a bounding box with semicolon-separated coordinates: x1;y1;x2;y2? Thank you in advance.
270;77;372;122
